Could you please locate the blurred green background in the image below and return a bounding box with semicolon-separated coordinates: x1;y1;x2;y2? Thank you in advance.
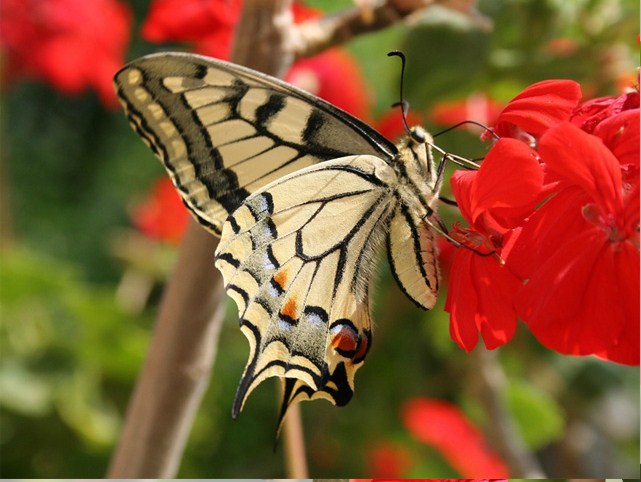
1;0;639;478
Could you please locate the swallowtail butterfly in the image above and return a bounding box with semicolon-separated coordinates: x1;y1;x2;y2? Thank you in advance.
114;52;441;426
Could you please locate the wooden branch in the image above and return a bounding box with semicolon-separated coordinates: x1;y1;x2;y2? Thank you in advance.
471;348;546;478
107;220;225;477
294;0;491;58
231;0;296;77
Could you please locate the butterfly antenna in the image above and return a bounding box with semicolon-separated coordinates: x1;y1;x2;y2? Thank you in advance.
387;50;422;142
434;120;500;141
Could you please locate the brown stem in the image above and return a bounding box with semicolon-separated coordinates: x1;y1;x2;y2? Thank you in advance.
231;0;296;76
282;400;309;477
107;220;225;477
471;347;546;478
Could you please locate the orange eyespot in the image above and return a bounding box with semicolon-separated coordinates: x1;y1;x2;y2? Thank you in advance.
273;269;288;288
331;328;358;354
352;334;369;363
280;297;297;320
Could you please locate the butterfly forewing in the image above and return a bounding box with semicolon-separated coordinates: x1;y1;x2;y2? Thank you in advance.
114;52;397;234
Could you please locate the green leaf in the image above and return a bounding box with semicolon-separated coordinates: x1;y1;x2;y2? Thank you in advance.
507;380;564;449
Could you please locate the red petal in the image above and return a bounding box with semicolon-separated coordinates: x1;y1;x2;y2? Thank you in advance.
471;138;543;229
595;241;640;365
570;91;640;133
445;250;520;351
450;169;477;223
445;250;481;351
506;187;591;281
474;254;521;349
193;32;234;60
593;108;640;168
515;228;639;363
402;398;509;477
538;123;623;215
494;80;582;138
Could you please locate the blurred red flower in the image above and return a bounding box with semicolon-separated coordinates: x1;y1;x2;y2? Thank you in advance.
375;109;424;141
141;0;242;59
0;0;132;107
430;92;503;133
365;441;413;478
133;177;189;244
401;398;509;477
445;138;543;350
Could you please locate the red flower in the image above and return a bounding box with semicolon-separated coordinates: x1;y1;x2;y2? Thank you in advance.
0;0;132;107
365;442;413;478
141;0;242;59
509;123;639;365
401;398;509;477
445;138;543;350
485;79;582;144
133;177;189;244
430;93;503;133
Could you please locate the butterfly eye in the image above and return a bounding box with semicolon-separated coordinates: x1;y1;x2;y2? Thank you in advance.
410;127;427;144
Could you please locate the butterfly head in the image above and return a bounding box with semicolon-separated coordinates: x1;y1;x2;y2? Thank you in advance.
395;125;437;185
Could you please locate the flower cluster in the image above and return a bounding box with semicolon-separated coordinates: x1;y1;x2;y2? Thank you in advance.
0;0;131;107
445;79;640;365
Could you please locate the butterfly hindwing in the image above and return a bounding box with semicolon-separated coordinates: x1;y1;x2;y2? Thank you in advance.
387;204;440;310
214;155;399;420
114;52;398;235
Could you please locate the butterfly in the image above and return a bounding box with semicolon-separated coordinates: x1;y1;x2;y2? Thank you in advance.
114;52;442;427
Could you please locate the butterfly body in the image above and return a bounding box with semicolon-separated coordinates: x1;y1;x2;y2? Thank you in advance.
114;53;441;425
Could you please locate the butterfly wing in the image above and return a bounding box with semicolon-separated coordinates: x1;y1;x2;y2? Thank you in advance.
214;154;399;422
387;205;440;310
114;52;398;235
